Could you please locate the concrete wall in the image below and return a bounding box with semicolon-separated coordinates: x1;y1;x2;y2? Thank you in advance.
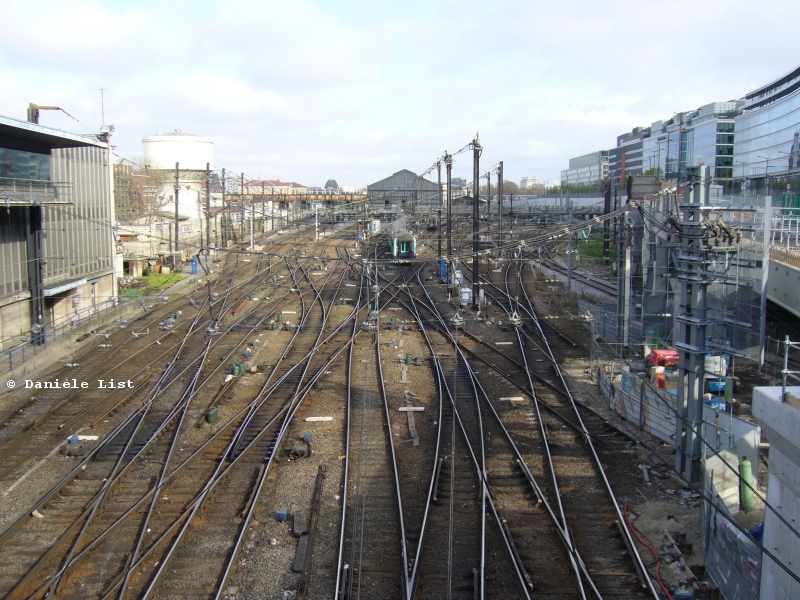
0;291;31;351
752;386;800;599
1;298;141;384
45;273;115;328
768;258;800;318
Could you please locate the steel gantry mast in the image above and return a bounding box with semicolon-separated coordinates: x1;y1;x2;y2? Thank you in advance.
471;134;482;309
445;152;453;280
675;166;711;483
498;161;503;245
437;158;443;263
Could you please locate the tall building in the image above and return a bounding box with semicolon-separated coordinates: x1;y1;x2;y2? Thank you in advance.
608;127;650;188
560;150;609;187
735;65;800;192
1;115;116;350
520;175;540;189
657;102;740;190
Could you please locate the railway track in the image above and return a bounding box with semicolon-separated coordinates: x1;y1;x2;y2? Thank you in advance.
0;228;364;598
0;250;273;491
476;260;657;598
534;249;618;298
0;217;669;598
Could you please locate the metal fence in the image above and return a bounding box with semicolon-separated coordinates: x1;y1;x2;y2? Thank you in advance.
595;364;762;599
596;365;759;462
597;366;677;443
1;296;145;376
702;453;762;600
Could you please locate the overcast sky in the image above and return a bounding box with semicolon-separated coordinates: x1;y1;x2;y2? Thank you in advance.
3;0;799;188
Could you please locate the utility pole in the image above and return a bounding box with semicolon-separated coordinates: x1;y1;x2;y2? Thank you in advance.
759;195;772;369
603;178;611;265
675;166;711;483
485;172;491;244
510;194;514;236
498;161;503;245
205;163;211;251
174;162;180;268
437;159;443;264
446;152;453;279
221;168;227;246
567;196;574;291
616;215;631;351
315;206;319;242
472;134;482;310
249;204;254;251
240;173;245;239
262;184;266;233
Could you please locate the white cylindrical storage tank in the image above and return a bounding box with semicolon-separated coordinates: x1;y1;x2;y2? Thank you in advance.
142;129;214;170
142;130;214;224
459;287;472;307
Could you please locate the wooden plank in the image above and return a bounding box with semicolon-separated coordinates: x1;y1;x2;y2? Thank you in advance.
293;535;309;572
293;510;307;537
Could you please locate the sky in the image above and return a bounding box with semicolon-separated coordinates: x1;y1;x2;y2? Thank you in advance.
2;0;799;189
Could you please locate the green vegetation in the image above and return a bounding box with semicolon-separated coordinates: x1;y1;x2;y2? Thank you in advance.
142;272;186;290
118;271;186;298
576;234;617;264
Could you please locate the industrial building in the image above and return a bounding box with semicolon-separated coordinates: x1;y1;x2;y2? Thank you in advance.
367;169;439;205
0;114;117;352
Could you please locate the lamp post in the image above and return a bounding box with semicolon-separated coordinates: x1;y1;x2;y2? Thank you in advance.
736;160;749;196
778;150;793;193
758;155;773;196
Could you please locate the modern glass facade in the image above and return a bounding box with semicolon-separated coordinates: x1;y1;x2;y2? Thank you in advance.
0;147;50;181
735;65;800;193
608;128;649;187
560;150;608;186
644;102;740;190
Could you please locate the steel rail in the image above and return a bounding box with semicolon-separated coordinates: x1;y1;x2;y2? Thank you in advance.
513;259;661;599
408;273;594;596
403;279;528;598
7;254;300;598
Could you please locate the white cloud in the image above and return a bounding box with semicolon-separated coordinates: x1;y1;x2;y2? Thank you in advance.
1;0;799;185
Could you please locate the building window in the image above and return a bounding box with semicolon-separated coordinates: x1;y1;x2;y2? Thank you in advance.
0;147;51;181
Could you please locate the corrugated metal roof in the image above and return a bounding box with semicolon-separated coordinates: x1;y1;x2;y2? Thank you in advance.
367;169;439;193
0;114;107;149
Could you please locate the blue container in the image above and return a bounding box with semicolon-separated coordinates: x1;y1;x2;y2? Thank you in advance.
277;508;288;521
709;380;726;393
439;260;448;279
303;431;312;442
191;256;198;274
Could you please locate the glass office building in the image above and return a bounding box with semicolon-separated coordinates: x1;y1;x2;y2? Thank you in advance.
735;64;800;193
608;128;649;188
639;102;741;191
560;150;608;187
